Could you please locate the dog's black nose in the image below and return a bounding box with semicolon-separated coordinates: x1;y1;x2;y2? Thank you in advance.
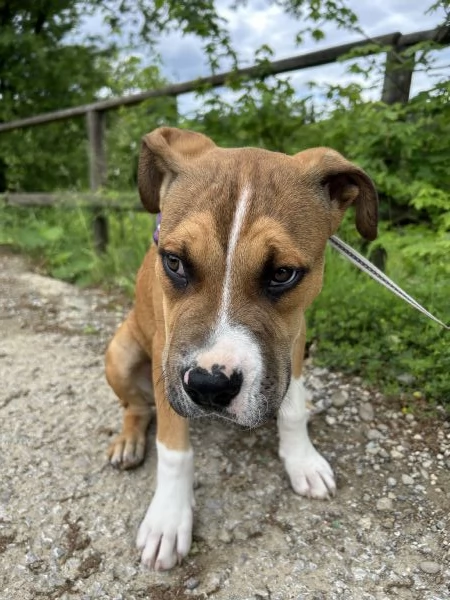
182;365;243;408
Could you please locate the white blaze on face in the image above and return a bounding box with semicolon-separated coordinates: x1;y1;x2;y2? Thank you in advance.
187;185;264;424
218;185;251;328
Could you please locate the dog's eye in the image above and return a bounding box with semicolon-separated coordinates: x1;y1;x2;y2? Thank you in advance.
166;254;184;276
162;253;187;288
265;266;307;299
270;267;296;286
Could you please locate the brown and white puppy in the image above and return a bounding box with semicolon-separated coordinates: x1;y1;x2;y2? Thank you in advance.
105;127;378;571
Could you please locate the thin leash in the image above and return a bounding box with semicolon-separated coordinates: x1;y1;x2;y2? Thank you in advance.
329;235;450;330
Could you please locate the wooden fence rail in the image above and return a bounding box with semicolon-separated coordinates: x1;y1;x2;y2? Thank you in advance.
1;25;449;251
0;26;448;134
1;192;143;211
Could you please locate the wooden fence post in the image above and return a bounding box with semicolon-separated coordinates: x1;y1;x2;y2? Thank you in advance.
87;110;108;253
373;44;415;272
381;45;414;105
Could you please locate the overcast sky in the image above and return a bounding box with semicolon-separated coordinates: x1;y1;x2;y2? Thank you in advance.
81;0;450;115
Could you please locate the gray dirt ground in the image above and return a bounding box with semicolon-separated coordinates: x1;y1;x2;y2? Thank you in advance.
1;249;449;600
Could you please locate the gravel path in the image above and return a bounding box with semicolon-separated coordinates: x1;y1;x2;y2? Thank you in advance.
1;250;449;600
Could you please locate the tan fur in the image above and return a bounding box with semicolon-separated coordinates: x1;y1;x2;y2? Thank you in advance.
105;315;152;465
291;314;307;380
105;127;377;466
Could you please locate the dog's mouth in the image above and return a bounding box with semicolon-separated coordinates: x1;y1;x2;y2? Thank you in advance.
163;328;289;428
167;382;278;429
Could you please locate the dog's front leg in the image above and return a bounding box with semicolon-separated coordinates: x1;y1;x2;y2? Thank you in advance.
278;376;336;499
137;334;194;571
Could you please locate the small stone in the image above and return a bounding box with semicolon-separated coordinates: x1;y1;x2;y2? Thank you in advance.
25;552;40;566
218;530;233;544
254;590;270;599
382;518;395;529
419;468;429;480
376;497;393;511
401;474;414;485
52;546;66;559
64;557;82;579
123;566;137;579
203;574;221;594
387;477;397;487
309;376;323;391
366;428;383;440
185;577;200;590
419;561;441;575
352;567;368;581
390;449;403;460
325;415;336;426
312;398;330;414
359;403;374;422
365;442;380;455
358;517;372;530
331;390;348;408
313;367;329;376
40;534;53;548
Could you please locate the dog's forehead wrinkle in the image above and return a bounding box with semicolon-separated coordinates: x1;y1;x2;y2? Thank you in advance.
166;152;329;256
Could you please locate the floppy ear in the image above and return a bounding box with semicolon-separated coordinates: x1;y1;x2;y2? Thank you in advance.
138;127;216;213
294;147;378;240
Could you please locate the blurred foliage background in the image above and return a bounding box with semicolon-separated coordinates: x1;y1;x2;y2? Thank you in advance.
0;0;449;409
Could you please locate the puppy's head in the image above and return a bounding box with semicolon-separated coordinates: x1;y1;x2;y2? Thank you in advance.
139;127;378;427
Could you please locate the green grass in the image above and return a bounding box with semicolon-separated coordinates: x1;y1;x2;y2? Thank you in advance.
0;203;154;294
307;246;450;407
1;201;449;411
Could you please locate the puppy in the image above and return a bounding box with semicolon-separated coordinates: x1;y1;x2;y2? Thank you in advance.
105;127;378;570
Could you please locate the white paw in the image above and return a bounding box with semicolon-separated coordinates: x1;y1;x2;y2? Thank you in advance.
137;442;194;570
278;377;336;500
283;449;336;499
136;491;194;570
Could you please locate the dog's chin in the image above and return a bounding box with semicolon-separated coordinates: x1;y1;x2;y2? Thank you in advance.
167;386;277;429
